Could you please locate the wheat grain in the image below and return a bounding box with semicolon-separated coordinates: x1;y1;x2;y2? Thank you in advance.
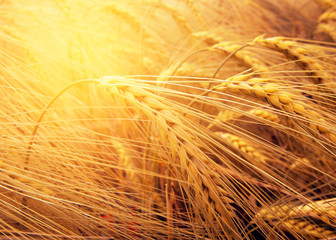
288;157;311;171
249;109;281;124
217;132;267;164
256;203;294;221
255;185;336;233
280;219;335;238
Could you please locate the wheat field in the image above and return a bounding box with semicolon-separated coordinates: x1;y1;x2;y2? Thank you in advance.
1;0;336;239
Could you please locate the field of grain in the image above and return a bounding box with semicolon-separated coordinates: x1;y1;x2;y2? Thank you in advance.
1;0;336;239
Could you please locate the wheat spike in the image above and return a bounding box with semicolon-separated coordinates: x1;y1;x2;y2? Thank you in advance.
207;108;280;130
182;0;207;30
98;77;238;237
289;198;336;225
314;0;336;9
256;37;335;85
217;132;268;164
97;3;167;56
319;8;336;22
212;41;269;72
192;31;223;45
213;76;336;146
288;157;311;171
249;109;281;124
256;202;336;238
280;218;335;238
150;1;193;34
317;23;336;41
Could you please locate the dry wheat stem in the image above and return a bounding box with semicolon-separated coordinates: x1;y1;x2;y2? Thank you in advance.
24;79;97;165
156;48;210;87
248;109;281;124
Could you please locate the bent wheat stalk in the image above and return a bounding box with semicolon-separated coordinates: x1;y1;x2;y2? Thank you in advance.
24;79;97;165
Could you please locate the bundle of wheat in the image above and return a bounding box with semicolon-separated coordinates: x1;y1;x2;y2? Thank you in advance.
1;0;336;239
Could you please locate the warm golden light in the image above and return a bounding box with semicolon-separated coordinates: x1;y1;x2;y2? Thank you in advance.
1;0;336;239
